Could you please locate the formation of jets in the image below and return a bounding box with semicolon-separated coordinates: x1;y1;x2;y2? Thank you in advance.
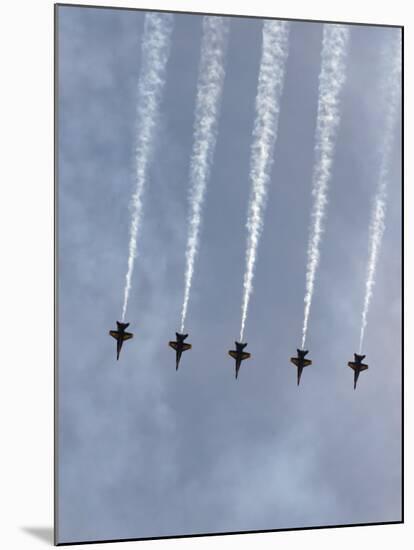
109;322;369;389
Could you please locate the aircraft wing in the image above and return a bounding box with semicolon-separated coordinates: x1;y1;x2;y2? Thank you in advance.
359;364;369;371
241;352;250;360
291;357;311;367
229;351;238;360
183;343;192;351
169;341;178;350
123;332;133;340
109;330;120;340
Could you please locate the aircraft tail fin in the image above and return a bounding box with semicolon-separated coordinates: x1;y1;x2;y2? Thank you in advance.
117;321;130;330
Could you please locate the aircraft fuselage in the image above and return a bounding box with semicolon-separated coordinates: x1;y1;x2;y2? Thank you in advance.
290;349;312;385
347;353;368;389
109;321;133;360
228;342;251;379
169;332;192;370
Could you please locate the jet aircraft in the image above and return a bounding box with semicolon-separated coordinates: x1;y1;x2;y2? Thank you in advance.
109;321;133;360
347;353;369;389
228;342;251;379
290;349;312;386
168;333;192;370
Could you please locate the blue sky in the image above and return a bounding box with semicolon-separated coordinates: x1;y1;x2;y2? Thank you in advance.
57;6;401;544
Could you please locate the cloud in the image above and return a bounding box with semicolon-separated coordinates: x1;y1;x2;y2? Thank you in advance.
57;8;401;543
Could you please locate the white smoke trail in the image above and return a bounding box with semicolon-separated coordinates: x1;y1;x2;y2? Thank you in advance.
301;24;350;349
359;33;401;353
121;13;174;321
239;21;290;342
180;17;229;333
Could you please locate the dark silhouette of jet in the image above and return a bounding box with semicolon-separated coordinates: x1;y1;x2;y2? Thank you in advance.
168;333;192;370
347;353;369;389
109;321;133;360
228;342;251;379
290;349;312;386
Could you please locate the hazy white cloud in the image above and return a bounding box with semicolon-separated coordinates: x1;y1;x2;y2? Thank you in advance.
57;8;401;543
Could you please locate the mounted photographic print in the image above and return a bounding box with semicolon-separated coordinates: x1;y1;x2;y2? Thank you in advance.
55;3;403;545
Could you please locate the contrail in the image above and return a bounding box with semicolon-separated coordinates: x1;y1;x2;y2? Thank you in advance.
121;13;174;321
301;24;350;349
359;33;401;353
239;20;290;342
180;16;229;333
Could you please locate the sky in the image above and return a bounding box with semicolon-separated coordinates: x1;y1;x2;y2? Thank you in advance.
57;6;402;544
